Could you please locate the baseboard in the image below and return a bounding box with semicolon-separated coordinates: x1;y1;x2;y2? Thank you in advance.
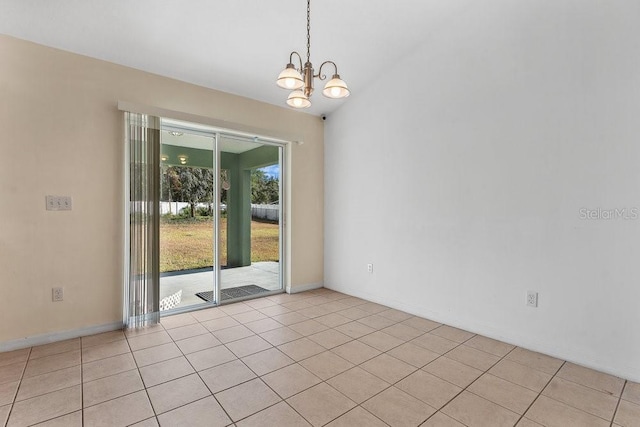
0;321;124;352
287;282;323;294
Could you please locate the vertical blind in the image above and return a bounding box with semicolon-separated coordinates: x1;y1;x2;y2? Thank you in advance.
125;112;161;328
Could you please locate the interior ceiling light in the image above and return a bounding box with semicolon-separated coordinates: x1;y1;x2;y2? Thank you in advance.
276;0;350;109
178;155;188;165
168;131;183;137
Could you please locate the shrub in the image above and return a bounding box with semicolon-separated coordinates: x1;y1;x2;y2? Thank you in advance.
196;206;212;217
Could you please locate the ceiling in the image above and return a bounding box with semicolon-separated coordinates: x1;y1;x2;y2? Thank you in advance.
0;0;471;116
162;118;268;154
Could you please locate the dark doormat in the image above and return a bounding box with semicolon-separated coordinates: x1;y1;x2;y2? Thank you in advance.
196;284;270;302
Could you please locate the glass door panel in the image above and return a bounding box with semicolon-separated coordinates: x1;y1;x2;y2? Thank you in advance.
218;136;283;302
159;126;217;311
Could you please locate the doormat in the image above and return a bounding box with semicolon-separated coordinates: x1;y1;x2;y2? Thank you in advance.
196;285;270;302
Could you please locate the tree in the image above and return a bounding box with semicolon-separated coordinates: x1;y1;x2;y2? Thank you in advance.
251;169;279;204
161;166;278;217
161;166;181;208
162;166;214;217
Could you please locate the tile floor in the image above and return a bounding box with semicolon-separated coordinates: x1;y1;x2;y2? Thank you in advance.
0;288;638;427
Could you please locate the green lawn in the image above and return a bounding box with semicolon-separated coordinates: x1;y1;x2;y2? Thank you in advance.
159;217;279;272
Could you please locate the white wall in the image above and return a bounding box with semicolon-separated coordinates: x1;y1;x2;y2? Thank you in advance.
324;0;640;381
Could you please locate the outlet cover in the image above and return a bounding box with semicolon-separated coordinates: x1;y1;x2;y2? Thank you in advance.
367;263;373;273
526;291;538;307
52;287;64;302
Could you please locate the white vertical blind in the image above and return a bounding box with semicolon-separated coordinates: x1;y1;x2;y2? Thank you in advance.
125;112;161;328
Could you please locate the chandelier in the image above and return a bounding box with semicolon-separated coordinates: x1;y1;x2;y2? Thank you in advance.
276;0;350;109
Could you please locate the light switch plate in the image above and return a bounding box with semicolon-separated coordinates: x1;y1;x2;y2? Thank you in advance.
46;195;72;211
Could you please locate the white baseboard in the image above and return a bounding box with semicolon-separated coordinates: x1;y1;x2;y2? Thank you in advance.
0;322;124;352
286;282;323;294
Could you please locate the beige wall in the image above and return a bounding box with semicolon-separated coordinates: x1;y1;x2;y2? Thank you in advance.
0;35;324;343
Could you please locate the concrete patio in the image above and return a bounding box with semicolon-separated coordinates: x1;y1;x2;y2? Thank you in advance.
159;261;280;310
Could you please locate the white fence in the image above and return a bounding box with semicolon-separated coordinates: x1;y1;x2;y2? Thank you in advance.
161;202;279;221
251;204;279;221
160;202;191;215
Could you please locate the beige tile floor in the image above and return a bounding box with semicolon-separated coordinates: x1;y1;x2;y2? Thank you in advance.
1;288;638;427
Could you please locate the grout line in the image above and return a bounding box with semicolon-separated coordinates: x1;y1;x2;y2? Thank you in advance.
124;327;162;424
280;399;325;427
514;360;565;426
4;347;32;427
553;370;626;400
82;388;143;410
356;405;394;427
79;338;84;426
419;336;515;426
541;371;625;422
499;350;563;377
172;316;238;424
610;380;626;427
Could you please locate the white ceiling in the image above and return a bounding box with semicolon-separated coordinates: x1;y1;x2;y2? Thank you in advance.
162;118;267;154
0;0;471;116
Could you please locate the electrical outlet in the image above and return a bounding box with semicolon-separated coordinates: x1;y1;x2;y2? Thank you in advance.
60;196;72;210
526;291;538;307
367;263;374;274
52;287;64;302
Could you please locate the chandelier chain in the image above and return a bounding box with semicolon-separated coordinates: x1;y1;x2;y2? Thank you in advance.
306;0;311;64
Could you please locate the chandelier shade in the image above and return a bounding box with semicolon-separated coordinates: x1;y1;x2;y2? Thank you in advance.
322;74;350;99
277;64;304;90
276;0;350;109
286;90;311;109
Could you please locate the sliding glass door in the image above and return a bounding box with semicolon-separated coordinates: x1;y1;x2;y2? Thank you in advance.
125;112;286;324
154;119;284;313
